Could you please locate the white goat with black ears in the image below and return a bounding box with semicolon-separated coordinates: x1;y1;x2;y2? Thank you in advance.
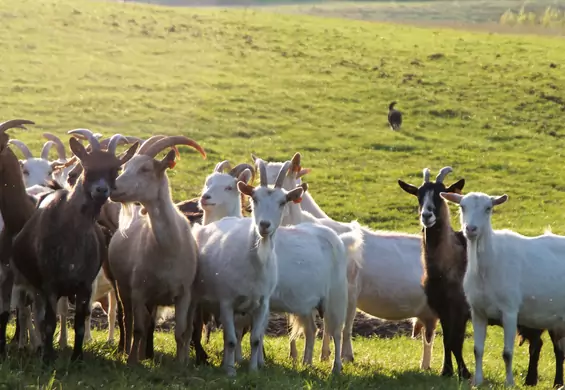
192;160;348;375
441;191;565;388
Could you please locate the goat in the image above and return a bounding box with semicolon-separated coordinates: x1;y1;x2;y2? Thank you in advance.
258;153;363;364
42;132;72;185
259;152;438;369
441;191;565;387
398;167;470;379
7;138;64;188
11;131;138;361
108;135;206;365
0;119;39;356
400;167;563;386
192;160;348;375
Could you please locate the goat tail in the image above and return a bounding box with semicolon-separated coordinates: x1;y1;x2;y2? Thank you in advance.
338;221;364;270
389;101;397;111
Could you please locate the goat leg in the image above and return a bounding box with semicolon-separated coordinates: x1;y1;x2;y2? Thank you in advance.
145;308;156;360
0;267;14;357
549;330;565;388
71;288;92;362
41;294;58;363
191;307;209;365
438;315;455;377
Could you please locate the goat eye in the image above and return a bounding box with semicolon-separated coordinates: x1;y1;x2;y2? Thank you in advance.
485;207;492;213
279;201;286;207
23;170;29;176
225;186;233;191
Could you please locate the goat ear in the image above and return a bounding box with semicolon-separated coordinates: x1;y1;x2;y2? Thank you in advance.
69;138;88;162
439;192;462;204
446;179;465;194
237;169;253;184
50;161;67;170
286;186;304;204
157;149;177;172
300;183;308;193
250;153;259;163
296;168;311;179
398;180;418;196
492;194;508;206
118;142;139;166
237;181;255;197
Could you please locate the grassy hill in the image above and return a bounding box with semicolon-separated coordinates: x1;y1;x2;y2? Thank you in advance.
2;0;565;387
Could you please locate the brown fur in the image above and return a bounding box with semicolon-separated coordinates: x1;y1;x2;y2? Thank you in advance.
11;136;138;362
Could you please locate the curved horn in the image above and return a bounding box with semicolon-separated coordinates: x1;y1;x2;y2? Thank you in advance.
256;159;268;187
229;163;255;181
137;135;167;155
214;160;232;173
7;139;33;159
140;136;206;160
42;133;67;160
423;168;430;183
436;166;453;183
107;134;128;155
67;129;101;151
40;140;55;160
0;119;34;134
274;161;292;188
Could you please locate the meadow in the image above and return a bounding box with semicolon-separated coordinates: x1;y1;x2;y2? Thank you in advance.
2;0;565;387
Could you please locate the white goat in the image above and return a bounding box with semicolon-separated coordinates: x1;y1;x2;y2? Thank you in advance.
258;152;438;369
192;160;348;375
7;139;63;187
199;160;254;225
441;191;565;387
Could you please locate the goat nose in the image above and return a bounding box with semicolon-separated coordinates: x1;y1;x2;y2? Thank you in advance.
422;212;432;219
466;225;478;233
94;186;109;197
259;221;271;230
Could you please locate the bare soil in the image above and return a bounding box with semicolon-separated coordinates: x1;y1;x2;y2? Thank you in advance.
87;306;413;339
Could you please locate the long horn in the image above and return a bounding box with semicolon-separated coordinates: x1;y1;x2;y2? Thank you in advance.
229;163;255;181
42;133;67;160
0;119;34;134
106;134;128;155
423;168;430;183
214;160;232;173
68;129;101;151
256;159;268;187
274;161;292;188
436;166;453;183
7;140;33;159
40;140;55;160
141;136;206;160
137;135;167;155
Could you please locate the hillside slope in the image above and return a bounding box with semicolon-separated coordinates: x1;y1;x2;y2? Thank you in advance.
1;0;565;234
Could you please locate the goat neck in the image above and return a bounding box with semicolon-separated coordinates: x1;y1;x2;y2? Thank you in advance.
67;176;107;222
202;201;241;226
142;176;187;250
0;145;35;236
422;203;454;253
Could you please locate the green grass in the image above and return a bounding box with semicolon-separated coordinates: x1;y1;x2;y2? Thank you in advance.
2;0;565;387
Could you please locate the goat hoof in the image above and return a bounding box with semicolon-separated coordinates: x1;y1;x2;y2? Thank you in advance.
440;369;454;377
525;377;537;386
460;370;472;380
70;352;83;362
342;355;354;363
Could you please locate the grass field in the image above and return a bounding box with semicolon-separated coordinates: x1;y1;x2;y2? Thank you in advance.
2;0;565;388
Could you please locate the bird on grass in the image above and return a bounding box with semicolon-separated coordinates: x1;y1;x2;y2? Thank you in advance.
388;101;402;131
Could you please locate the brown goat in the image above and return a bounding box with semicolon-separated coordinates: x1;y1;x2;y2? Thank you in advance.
0;119;38;355
11;132;138;362
108;135;205;365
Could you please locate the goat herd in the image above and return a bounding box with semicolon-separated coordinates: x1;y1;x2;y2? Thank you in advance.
0;118;565;388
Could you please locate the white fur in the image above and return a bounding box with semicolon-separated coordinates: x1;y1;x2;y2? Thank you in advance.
443;191;565;387
263;157;437;369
